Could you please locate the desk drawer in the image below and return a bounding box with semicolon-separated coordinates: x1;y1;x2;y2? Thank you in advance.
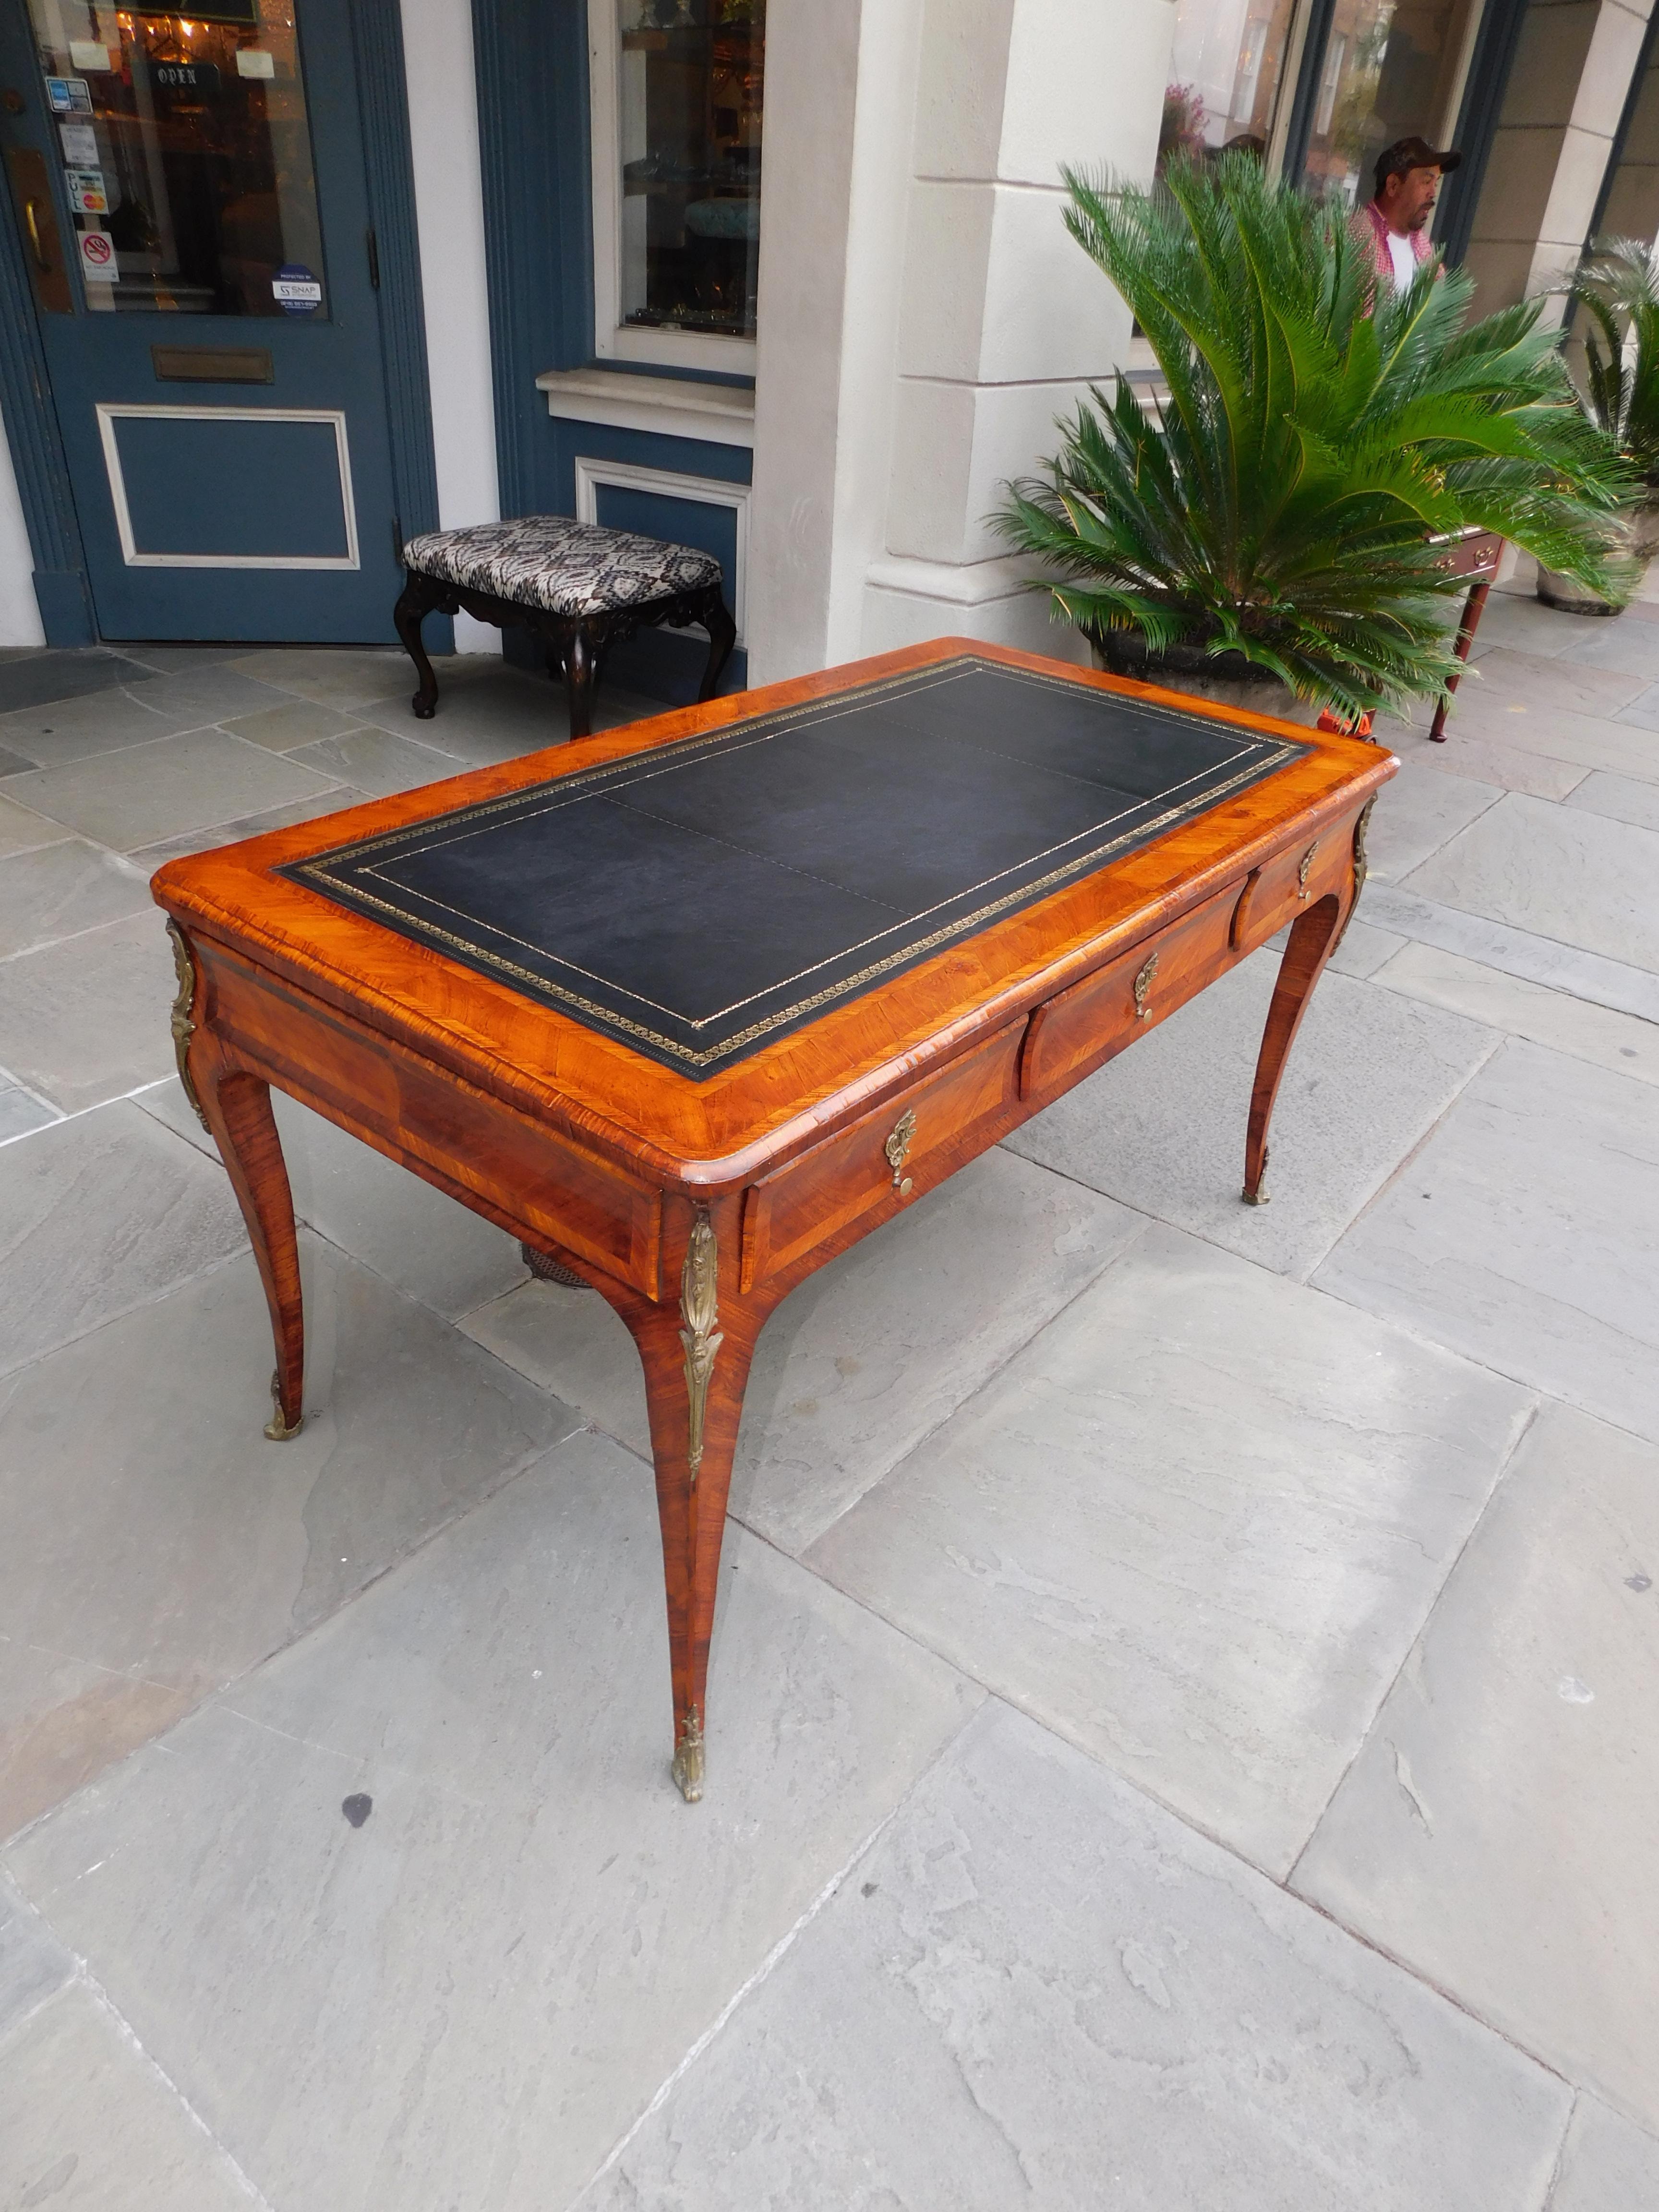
740;1022;1022;1290
1429;528;1503;582
1227;817;1353;956
1019;883;1239;1103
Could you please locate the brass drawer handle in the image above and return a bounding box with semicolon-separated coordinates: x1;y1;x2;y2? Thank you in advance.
1133;951;1158;1020
884;1106;916;1194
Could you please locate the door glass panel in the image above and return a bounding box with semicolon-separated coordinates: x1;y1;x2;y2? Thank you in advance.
615;0;764;341
1298;0;1485;207
25;2;325;316
1161;0;1299;168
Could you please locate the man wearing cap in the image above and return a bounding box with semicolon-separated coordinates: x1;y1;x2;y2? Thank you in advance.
1356;135;1462;294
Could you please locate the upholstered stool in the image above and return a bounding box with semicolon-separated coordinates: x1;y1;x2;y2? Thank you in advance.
395;516;737;740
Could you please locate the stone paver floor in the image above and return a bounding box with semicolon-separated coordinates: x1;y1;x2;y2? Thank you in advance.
1;608;1656;2209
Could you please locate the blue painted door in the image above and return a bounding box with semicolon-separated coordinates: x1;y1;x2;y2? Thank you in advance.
1;0;405;641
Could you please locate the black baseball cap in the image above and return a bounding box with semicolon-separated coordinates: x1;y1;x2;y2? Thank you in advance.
1374;136;1462;191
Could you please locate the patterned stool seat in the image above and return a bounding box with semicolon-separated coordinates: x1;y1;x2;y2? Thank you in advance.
402;516;722;618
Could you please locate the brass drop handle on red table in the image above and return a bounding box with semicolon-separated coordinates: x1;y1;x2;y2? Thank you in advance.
884;1107;916;1195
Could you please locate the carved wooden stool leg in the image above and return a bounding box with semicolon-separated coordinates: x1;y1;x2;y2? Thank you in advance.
697;589;738;702
394;573;441;721
564;625;596;740
1242;890;1345;1207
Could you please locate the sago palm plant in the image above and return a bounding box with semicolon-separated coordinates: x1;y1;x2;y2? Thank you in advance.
1565;237;1659;486
998;155;1635;717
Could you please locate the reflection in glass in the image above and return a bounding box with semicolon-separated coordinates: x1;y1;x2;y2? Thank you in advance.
617;0;764;341
1299;0;1483;208
1161;0;1299;169
26;2;324;315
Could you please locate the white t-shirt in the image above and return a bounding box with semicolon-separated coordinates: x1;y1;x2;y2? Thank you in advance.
1387;228;1417;293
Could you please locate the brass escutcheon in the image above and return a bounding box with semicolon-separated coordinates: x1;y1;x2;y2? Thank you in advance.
884;1106;916;1192
1132;951;1158;1021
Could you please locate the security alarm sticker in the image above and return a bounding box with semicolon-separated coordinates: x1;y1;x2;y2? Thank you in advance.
65;168;107;215
272;263;323;313
78;228;117;282
59;121;97;164
45;77;93;113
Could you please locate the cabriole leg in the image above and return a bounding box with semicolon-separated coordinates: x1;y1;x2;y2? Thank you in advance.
1242;890;1345;1207
394;573;441;721
697;589;738;702
607;1203;759;1801
198;1059;305;1439
564;625;597;740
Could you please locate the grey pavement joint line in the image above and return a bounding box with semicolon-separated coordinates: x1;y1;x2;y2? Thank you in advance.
724;1201;1159;1551
76;1968;276;2208
1363;884;1659;1023
1538;2093;1579;2212
569;1702;986;2208
1282;1395;1541;1891
1291;1024;1507;1282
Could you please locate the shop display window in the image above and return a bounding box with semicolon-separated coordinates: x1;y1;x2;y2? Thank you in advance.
1160;0;1299;169
1160;0;1483;208
1298;0;1482;208
591;0;763;370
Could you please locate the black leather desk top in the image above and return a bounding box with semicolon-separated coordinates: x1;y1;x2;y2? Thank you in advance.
285;656;1308;1077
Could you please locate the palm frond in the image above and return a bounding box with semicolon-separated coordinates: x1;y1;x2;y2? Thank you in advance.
1563;237;1659;483
997;156;1637;713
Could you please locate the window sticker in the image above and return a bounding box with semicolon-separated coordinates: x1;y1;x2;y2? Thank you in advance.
78;228;117;282
64;168;107;215
272;263;323;313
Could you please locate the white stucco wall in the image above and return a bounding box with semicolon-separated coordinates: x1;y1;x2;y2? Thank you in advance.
0;404;46;649
399;0;501;651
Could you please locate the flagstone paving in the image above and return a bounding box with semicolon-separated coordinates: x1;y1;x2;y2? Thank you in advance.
0;607;1656;2209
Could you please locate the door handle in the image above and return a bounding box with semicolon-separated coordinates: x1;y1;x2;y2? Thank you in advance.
24;195;50;271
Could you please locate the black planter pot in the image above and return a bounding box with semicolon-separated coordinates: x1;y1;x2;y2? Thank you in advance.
1088;632;1321;724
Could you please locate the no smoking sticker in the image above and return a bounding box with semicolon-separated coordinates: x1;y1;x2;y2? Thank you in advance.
78;228;117;282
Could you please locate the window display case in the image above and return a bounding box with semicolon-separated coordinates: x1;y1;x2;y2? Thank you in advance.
591;0;763;371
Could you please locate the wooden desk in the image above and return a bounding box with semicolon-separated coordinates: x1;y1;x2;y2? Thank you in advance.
151;639;1395;1800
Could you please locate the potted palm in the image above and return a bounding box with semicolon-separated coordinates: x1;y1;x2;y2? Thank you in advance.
1538;237;1659;615
998;156;1634;723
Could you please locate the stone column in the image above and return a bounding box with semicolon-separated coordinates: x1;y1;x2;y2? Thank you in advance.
746;0;1174;684
1463;0;1656;313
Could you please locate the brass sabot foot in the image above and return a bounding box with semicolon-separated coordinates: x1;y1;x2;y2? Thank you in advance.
1241;1187;1270;1207
264;1370;303;1443
672;1707;705;1803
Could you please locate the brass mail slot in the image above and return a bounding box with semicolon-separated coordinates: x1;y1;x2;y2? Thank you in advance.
151;346;274;384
